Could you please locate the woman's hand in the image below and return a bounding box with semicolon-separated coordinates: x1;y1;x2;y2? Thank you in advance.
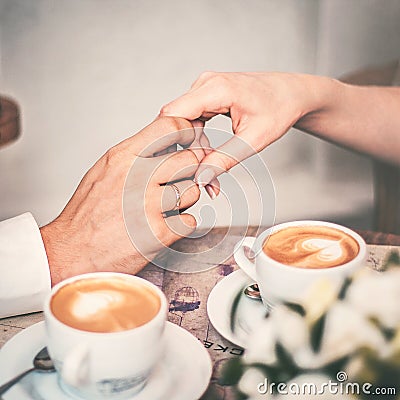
40;117;201;285
161;71;400;178
160;72;326;186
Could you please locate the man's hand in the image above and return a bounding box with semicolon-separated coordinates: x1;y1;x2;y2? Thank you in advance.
40;117;201;285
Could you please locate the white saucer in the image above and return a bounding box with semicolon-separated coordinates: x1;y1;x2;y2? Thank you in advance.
0;322;212;400
207;269;268;348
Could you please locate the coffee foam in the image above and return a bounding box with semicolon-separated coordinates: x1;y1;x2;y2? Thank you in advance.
263;225;359;268
51;277;161;333
71;290;125;319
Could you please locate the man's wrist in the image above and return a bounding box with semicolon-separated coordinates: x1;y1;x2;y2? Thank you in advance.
40;220;82;286
40;223;61;286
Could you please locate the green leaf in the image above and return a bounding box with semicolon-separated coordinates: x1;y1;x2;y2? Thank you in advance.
369;317;397;341
383;250;400;270
249;362;279;383
310;313;327;353
356;347;400;398
283;302;306;317
218;357;245;386
338;276;353;300
275;341;299;380
381;327;397;341
230;285;245;333
322;354;351;379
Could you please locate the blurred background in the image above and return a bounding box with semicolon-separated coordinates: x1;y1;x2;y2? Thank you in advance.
0;0;399;230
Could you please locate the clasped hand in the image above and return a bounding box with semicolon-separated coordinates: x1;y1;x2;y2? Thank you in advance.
40;117;212;285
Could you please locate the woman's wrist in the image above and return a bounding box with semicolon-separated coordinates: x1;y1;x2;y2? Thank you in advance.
301;74;343;113
294;74;346;130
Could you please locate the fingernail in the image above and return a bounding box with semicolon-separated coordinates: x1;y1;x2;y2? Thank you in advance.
196;168;215;188
205;185;217;200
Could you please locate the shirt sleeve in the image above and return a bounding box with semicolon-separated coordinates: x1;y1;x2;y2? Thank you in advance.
0;213;51;318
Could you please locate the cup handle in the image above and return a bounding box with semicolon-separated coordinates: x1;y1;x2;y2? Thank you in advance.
61;344;90;387
233;237;258;282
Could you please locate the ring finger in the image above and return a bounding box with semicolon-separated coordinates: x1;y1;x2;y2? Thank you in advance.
159;179;200;213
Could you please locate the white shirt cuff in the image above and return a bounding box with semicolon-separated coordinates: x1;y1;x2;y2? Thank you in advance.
0;213;51;318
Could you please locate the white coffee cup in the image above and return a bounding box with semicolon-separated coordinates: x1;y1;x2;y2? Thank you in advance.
234;221;367;308
44;272;167;399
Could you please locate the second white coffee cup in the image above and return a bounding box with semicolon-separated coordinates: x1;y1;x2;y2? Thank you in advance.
44;272;167;400
234;220;367;309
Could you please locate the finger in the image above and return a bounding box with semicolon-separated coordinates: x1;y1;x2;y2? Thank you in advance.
192;119;205;135
153;144;177;157
126;116;196;157
198;123;221;198
194;121;266;186
205;178;221;199
189;71;215;91
160;85;230;121
163;213;197;244
186;119;207;162
200;131;212;155
159;180;200;213
212;178;221;195
151;149;199;184
183;123;222;200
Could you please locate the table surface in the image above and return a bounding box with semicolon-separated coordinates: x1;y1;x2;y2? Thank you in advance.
1;226;399;400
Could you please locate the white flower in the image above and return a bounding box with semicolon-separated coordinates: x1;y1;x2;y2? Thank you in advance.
243;317;277;365
244;305;309;366
345;354;366;381
273;306;309;354
292;301;387;369
238;367;271;400
346;268;400;329
302;279;339;324
319;301;387;362
232;263;400;400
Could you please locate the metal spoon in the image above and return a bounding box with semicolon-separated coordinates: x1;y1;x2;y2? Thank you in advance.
243;283;261;300
0;347;55;395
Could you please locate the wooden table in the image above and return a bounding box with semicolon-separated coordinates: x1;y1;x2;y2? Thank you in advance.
1;226;399;400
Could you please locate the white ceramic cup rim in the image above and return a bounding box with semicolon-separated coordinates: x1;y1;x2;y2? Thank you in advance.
44;272;167;337
250;220;367;273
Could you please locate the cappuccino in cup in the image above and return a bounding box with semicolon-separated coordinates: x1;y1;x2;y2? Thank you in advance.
44;272;167;400
50;276;161;333
234;221;367;308
262;225;360;269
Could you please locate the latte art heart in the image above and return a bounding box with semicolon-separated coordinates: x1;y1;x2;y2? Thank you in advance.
51;277;161;332
72;290;125;319
263;226;359;269
301;238;344;262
